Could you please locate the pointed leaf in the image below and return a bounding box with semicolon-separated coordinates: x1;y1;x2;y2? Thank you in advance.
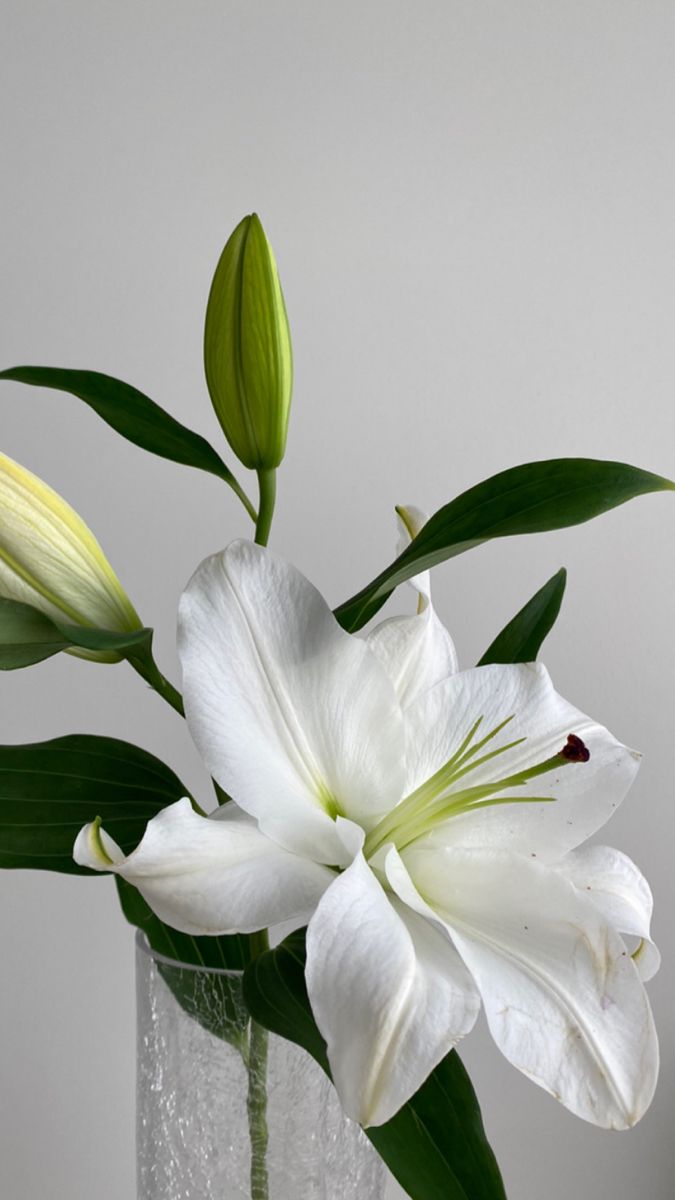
335;459;672;632
0;596;153;669
0;734;189;872
0;600;75;668
478;568;567;665
0;366;240;486
244;931;506;1200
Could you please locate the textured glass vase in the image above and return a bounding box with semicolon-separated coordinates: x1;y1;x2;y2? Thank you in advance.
136;932;388;1199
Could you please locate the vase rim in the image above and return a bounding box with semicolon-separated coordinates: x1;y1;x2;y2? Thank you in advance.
135;928;244;977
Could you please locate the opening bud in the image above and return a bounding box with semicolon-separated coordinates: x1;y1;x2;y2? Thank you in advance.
0;452;142;661
204;213;293;471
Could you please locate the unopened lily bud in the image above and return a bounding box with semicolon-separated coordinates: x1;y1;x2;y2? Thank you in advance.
0;452;142;660
204;213;293;470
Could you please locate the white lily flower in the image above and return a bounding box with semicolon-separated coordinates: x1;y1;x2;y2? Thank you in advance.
75;540;659;1131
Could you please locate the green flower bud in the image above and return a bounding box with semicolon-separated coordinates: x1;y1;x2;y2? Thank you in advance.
204;214;293;470
0;451;142;662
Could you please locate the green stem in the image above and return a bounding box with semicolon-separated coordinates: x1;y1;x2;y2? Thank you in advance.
247;1019;270;1200
227;464;274;1198
254;469;277;547
247;929;270;1200
127;651;185;717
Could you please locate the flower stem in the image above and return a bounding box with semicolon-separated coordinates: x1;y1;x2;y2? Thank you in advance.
254;469;277;547
127;648;185;717
247;1017;270;1200
247;928;270;1200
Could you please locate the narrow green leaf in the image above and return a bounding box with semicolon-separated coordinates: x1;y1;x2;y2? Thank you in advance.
0;734;189;872
0;596;153;669
335;459;672;632
0;600;74;668
244;932;506;1200
0;365;241;488
478;568;567;666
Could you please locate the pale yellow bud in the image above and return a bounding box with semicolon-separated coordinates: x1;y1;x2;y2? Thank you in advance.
0;452;142;661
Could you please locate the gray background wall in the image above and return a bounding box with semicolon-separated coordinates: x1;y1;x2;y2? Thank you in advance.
1;3;673;1197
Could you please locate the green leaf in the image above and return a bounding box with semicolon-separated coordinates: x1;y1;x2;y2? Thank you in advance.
0;600;77;668
244;932;328;1066
244;932;506;1200
0;365;245;491
335;458;673;632
0;597;184;713
478;568;567;666
0;596;152;669
0;734;189;872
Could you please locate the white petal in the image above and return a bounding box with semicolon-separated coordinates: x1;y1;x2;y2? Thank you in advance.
630;938;661;982
367;610;458;710
74;798;335;935
305;851;479;1127
404;844;659;1129
178;542;405;863
404;662;640;861
559;844;661;981
367;506;458;708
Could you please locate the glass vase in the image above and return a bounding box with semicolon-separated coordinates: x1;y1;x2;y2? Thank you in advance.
136;932;388;1199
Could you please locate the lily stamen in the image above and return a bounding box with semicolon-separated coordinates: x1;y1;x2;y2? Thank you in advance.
364;731;591;858
362;713;516;854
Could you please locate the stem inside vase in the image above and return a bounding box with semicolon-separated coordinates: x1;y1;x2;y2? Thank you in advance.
247;1018;270;1200
136;932;385;1198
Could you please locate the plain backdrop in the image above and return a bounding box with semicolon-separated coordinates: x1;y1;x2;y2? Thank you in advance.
1;3;674;1198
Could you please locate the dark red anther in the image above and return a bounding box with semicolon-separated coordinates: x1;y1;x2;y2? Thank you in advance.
560;733;590;762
